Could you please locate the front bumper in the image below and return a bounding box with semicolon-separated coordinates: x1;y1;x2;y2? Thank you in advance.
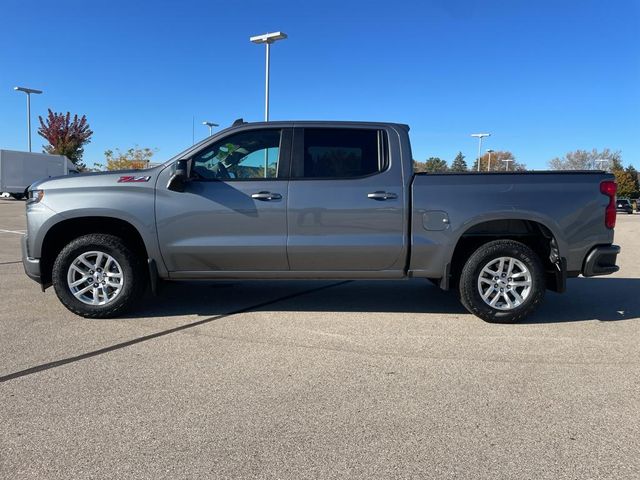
21;235;43;285
582;244;620;277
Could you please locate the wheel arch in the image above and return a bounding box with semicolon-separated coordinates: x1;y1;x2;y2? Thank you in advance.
447;218;565;293
39;216;150;286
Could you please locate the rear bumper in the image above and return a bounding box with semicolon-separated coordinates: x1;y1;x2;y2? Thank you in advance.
21;235;43;285
582;244;620;277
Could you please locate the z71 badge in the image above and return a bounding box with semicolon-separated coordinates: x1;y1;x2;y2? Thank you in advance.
118;175;151;183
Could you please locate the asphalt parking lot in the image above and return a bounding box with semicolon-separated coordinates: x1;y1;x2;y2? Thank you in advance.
1;198;639;479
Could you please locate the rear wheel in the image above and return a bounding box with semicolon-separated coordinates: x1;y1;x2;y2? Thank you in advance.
52;234;146;318
459;240;545;323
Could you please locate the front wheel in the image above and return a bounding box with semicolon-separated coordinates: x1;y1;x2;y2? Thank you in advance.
52;234;147;318
459;240;545;323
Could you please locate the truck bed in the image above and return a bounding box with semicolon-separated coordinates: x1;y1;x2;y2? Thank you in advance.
409;170;614;280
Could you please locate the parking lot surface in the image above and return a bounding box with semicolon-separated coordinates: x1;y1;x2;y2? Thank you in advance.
1;198;639;479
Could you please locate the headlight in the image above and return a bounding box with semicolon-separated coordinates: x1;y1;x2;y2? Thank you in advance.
26;189;44;204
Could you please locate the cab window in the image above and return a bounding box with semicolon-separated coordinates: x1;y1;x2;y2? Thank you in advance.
192;129;281;180
294;128;387;179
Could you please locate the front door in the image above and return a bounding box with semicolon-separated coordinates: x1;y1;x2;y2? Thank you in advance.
156;127;292;274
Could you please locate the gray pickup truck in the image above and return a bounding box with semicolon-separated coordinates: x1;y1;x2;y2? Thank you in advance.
22;120;620;323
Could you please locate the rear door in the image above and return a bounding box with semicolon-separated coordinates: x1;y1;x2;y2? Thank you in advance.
286;126;407;274
156;127;292;274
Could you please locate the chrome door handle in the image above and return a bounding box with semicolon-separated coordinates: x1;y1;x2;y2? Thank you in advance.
367;191;398;201
251;191;282;201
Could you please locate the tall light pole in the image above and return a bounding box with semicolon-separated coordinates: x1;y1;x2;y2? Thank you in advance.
250;31;287;121
471;133;491;172
202;121;219;136
502;157;514;171
595;159;608;171
14;86;43;152
486;149;494;172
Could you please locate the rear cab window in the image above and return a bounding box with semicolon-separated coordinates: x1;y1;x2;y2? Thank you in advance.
292;128;388;179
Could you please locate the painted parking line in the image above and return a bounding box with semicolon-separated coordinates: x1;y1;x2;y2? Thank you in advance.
0;229;26;235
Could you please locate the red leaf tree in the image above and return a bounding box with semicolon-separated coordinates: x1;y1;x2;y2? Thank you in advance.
37;109;93;170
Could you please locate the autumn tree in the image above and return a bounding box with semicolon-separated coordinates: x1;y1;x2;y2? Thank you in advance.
450;152;468;172
412;160;425;173
37;109;93;170
96;147;156;171
625;165;639;194
613;166;639;199
472;151;525;172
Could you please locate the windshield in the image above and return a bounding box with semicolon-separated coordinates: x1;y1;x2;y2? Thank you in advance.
159;127;236;167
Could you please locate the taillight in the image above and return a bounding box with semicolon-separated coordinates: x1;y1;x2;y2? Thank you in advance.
600;180;617;229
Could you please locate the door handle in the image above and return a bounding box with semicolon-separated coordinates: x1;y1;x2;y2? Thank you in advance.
251;191;282;201
367;191;398;201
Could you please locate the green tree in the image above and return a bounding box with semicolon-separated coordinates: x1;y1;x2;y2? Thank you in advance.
95;147;156;171
450;152;468;172
422;157;448;173
37;109;93;170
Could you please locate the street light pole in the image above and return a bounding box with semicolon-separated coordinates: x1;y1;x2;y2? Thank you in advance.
486;149;494;172
14;86;43;152
250;31;287;121
502;157;514;171
202;121;219;137
251;31;287;178
265;41;270;121
595;159;608;171
471;133;491;172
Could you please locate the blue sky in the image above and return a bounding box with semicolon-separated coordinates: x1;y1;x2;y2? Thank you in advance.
0;0;638;169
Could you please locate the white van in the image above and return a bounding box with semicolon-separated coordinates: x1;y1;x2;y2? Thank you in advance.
0;150;78;199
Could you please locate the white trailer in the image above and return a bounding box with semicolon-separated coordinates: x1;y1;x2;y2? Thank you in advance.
0;150;78;199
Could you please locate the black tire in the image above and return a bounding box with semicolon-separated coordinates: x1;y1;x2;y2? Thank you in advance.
459;240;545;324
52;234;147;318
10;193;24;200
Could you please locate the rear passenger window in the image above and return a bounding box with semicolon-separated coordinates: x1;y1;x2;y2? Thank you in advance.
297;128;387;179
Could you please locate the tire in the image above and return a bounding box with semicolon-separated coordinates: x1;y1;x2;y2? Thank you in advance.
459;240;545;324
52;234;147;318
10;193;24;200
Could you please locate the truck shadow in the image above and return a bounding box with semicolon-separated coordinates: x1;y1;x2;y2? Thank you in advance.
523;277;639;324
131;277;640;324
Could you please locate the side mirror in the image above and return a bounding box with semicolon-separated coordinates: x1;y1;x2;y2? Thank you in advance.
167;159;191;192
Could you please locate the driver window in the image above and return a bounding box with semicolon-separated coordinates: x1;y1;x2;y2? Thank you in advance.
192;129;281;180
